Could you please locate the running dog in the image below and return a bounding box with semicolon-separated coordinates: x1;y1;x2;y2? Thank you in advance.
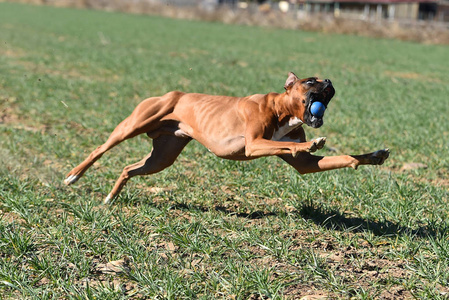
65;72;389;203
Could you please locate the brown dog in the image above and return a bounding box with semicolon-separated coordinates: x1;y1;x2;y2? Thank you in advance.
65;72;389;204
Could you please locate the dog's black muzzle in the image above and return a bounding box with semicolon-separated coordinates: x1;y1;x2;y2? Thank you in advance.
304;79;335;128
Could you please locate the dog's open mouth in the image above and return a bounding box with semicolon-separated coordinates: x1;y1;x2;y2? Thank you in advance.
305;85;335;128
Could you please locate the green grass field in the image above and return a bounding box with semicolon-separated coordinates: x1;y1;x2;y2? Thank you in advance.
1;2;448;299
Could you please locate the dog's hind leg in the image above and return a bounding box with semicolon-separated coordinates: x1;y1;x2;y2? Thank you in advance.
104;135;191;204
64;95;181;185
64;115;156;185
279;149;390;174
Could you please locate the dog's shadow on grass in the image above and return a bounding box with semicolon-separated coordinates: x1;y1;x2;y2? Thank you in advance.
199;201;442;238
297;203;443;238
131;195;443;238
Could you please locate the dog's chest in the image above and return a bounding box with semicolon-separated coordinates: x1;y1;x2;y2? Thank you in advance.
271;117;303;141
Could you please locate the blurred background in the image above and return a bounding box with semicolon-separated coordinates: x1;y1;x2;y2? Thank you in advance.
12;0;449;44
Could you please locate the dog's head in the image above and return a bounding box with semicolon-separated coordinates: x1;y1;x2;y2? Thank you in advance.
284;72;335;128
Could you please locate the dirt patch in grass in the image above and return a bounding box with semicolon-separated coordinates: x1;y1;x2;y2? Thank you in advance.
384;71;443;83
0;99;70;184
276;229;411;298
387;162;449;189
164;200;418;298
0;42;27;59
1;98;21;125
245;226;414;298
0;97;50;133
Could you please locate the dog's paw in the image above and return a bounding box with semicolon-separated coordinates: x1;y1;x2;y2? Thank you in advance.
314;137;326;150
64;174;80;185
308;137;326;153
104;193;115;205
370;149;390;165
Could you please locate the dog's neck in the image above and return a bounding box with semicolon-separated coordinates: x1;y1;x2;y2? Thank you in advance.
271;92;303;124
270;92;304;141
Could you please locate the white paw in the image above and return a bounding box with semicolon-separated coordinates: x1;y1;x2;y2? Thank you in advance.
308;137;326;152
64;175;79;185
313;137;326;149
104;193;114;205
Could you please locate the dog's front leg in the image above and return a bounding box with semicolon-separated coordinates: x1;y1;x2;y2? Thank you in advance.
279;149;390;174
242;115;326;158
244;137;326;158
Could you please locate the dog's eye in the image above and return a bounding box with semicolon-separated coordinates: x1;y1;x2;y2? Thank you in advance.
306;79;315;85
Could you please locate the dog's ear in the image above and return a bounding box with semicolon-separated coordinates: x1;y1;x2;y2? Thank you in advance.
284;72;299;90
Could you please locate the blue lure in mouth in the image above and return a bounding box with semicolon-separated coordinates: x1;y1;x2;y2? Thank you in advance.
310;102;326;118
